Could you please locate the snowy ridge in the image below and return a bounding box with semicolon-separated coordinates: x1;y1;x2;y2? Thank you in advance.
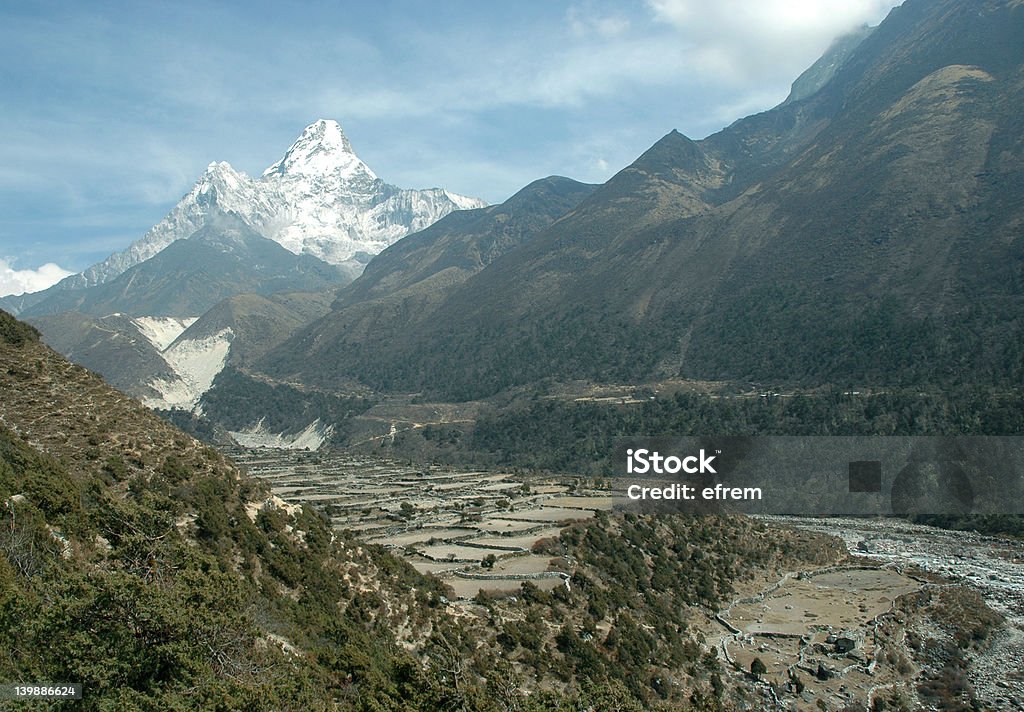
131;316;198;351
229;418;333;450
142;327;233;410
445;190;487;211
66;119;486;287
72;163;285;288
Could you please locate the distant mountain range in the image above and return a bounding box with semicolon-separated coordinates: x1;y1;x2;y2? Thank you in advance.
261;175;597;396
20;214;348;411
2;118;484;322
5;120;485;416
26;118;485;297
20;172;594;423
21;214;345;319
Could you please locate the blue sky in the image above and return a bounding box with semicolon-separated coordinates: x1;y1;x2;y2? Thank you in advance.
0;0;900;295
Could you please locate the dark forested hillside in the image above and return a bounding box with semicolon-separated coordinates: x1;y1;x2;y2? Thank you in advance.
261;176;597;389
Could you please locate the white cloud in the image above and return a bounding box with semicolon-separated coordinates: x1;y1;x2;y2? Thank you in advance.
331;1;900;128
647;0;900;85
0;259;73;297
649;0;897;32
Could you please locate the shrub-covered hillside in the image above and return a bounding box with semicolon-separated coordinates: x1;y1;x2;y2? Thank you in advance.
0;308;477;709
0;308;886;710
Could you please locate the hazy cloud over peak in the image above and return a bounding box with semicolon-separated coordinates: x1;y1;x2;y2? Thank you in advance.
648;0;897;37
647;0;898;83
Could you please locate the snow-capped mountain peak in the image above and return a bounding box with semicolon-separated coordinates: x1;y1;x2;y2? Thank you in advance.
58;119;486;288
197;161;248;197
206;160;234;173
262;119;376;181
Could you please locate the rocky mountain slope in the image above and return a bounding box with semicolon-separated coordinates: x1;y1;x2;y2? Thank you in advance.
340;176;596;305
19;311;186;399
24;213;345;319
22;215;347;411
30;288;337;412
260;0;1024;401
260;176;596;392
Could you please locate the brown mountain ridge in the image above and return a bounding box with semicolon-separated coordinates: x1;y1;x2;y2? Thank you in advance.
258;0;1024;401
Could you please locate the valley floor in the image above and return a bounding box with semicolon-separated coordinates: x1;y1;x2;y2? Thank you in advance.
230;446;1021;710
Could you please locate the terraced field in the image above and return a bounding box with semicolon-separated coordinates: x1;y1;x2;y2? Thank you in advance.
230;448;617;599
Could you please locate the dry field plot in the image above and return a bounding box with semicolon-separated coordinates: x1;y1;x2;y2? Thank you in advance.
546;495;617;510
714;566;925;710
231;448;606;600
478;482;522;492
418;543;513;562
488;554;562;576
345;521;390;533
466;527;565;551
492;507;595;523
475;518;549;533
368;527;477;548
408;560;470;575
724;568;920;638
448;576;565;599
